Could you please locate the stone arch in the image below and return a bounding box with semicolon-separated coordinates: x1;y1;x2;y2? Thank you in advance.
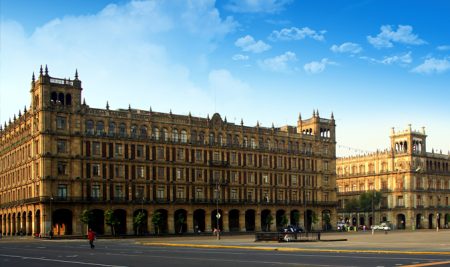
397;214;406;229
322;210;332;231
228;209;240;232
114;209;127;235
21;211;26;235
27;211;32;235
276;209;286;229
261;209;272;232
52;209;73;235
193;209;206;233
91;209;104;235
133;209;148;235
245;209;255;232
416;213;423;229
51;92;57;103
155;209;168;233
174;209;187;234
290;210;300;226
35;210;41;235
58;92;65;105
429;214;434;229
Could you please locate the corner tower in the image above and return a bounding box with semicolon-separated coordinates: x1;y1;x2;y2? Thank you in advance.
390;124;427;155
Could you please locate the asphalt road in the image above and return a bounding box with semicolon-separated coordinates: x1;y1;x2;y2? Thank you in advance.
2;238;450;267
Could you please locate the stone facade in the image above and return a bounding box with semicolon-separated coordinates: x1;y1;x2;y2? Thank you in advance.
0;67;337;236
337;125;450;230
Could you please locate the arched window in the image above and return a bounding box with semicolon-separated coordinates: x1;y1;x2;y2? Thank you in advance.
140;126;147;138
131;125;137;138
172;129;179;142
85;120;94;135
66;94;72;105
243;137;248;147
162;128;168;142
209;133;215;145
119;123;126;137
153;127;160;140
108;122;116;136
191;130;197;143
180;130;187;143
218;134;223;146
233;135;239;146
250;138;256;149
96;121;104;135
199;132;205;144
58;92;65;105
51;92;57;103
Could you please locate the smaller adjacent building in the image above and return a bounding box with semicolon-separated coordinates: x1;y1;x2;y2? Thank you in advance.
337;125;450;230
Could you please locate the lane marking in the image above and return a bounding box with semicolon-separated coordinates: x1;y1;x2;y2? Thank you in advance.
140;242;450;256
0;254;127;267
402;261;450;267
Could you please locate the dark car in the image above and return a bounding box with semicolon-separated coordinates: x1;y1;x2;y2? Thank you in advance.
282;225;304;233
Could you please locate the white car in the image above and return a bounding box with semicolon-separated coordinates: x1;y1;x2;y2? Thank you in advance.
371;223;391;230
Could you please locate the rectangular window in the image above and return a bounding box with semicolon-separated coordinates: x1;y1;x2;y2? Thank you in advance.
57;140;67;153
263;174;269;184
176;148;185;161
56;116;66;130
276;174;283;185
93;142;101;155
157;167;165;180
57;184;67;198
292;191;298;201
262;156;269;167
136;186;144;199
137;145;144;158
157;187;165;199
248;172;255;184
195;188;204;199
323;192;329;202
291;175;298;186
231;152;237;165
195;150;202;162
277;156;283;168
195;169;203;182
157;147;165;160
323;176;329;186
92;164;100;176
231;171;238;183
115;164;124;178
247;190;253;201
115;185;123;198
137;166;144;178
176;168;183;180
231;189;238;200
213;151;220;161
176;187;184;199
397;196;404;207
115;144;123;156
57;162;67;175
92;184;100;199
278;190;284;201
324;161;329;171
247;154;253;166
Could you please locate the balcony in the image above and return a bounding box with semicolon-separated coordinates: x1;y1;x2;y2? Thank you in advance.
208;160;229;168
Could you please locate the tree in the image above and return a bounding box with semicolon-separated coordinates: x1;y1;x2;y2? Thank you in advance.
105;209;120;236
152;211;162;235
133;211;146;236
80;209;93;235
280;214;289;228
310;212;319;231
176;213;186;234
265;214;273;231
322;212;331;231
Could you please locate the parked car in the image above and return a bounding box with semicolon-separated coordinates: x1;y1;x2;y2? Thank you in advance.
282;225;304;233
371;222;391;231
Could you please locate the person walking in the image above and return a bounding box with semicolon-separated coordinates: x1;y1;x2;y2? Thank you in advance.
87;228;96;249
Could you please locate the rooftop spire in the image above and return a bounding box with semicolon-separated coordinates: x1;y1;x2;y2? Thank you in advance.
75;69;79;80
83;98;86;105
240;118;243;126
24;105;27;114
331;112;334;120
312;109;316;117
32;72;35;82
39;65;43;76
45;65;48;76
106;101;109;110
316;109;319;117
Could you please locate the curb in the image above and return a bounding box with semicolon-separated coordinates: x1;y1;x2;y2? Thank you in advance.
138;242;450;255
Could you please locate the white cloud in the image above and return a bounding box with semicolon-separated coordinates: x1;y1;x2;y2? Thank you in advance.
258;51;297;72
367;25;426;48
412;58;450;74
303;58;336;74
330;42;362;54
235;35;271;53
437;45;450;51
232;54;249;61
209;69;250;94
0;0;238;122
269;27;326;41
360;52;412;66
225;0;293;13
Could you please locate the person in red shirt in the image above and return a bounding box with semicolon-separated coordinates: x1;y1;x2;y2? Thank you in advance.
87;228;96;249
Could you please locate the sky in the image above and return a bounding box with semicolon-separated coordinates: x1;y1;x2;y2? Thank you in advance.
0;0;449;156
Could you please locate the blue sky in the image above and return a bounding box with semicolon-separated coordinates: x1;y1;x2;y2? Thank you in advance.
1;0;449;156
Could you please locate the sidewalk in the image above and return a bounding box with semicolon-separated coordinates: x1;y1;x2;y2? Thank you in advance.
138;230;450;255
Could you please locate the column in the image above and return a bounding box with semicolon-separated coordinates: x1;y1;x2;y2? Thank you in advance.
239;211;246;232
187;212;194;233
148;212;154;234
126;210;134;235
167;212;175;234
255;211;262;231
222;211;229;232
205;211;212;232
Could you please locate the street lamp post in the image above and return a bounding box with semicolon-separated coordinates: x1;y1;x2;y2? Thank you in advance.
49;196;53;238
215;179;221;240
303;176;308;235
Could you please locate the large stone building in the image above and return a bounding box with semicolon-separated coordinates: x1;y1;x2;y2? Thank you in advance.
0;66;337;236
337;125;450;230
